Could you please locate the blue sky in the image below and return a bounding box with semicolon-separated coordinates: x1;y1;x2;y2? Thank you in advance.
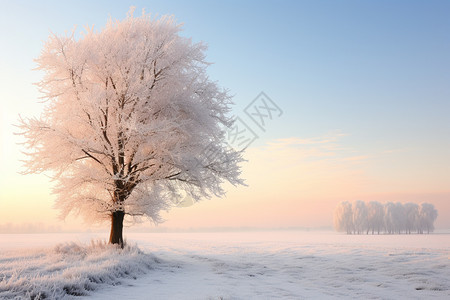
2;0;449;146
0;1;449;229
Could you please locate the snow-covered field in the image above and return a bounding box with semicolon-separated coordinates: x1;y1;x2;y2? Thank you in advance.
1;231;449;299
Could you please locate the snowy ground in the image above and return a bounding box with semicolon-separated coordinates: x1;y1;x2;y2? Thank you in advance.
0;231;449;299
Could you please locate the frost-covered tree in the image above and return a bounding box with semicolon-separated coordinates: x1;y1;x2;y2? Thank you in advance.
333;201;353;234
392;202;406;234
367;201;384;234
334;200;438;235
352;200;368;234
18;10;244;247
404;202;419;234
383;202;395;234
418;203;438;234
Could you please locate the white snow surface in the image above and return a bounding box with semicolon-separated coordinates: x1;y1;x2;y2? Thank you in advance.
0;231;449;299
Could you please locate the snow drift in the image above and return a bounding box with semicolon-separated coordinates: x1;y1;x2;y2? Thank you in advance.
0;240;157;299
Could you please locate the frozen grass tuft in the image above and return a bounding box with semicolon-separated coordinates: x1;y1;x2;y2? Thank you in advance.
0;240;158;299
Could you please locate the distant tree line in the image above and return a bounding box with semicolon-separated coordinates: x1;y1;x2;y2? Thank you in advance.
334;201;438;234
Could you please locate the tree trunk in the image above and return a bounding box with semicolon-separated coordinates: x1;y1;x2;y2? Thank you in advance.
109;211;125;248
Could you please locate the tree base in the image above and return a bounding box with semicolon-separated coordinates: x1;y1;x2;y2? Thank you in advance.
109;211;125;248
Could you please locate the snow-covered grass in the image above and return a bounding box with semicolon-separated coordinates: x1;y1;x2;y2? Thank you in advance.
1;231;449;299
0;240;157;299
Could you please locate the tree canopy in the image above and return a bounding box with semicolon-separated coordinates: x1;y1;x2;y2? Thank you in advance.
19;10;244;244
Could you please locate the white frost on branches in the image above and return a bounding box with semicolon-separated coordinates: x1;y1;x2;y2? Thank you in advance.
334;201;438;234
18;10;244;225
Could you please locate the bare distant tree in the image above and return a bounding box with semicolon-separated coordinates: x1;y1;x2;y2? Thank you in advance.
334;201;438;235
18;10;244;247
384;202;395;234
404;203;419;234
392;202;406;234
418;203;438;234
352;200;367;234
333;201;353;234
367;201;384;234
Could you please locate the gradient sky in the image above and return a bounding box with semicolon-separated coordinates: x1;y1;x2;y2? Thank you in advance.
0;0;449;231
